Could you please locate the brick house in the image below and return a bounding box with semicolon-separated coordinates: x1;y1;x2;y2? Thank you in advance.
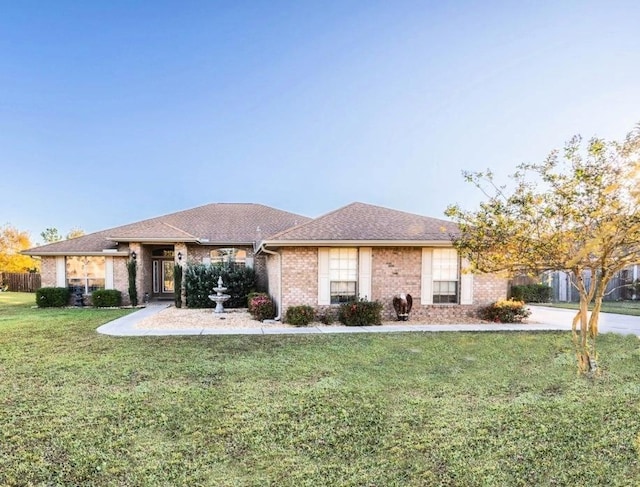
24;202;507;320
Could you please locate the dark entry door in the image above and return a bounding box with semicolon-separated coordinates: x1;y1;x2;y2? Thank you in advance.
152;259;174;297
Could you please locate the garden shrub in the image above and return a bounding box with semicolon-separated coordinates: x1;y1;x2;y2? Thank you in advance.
127;259;138;307
285;305;315;326
36;287;70;308
91;289;122;308
479;298;531;323
185;263;256;308
338;299;383;326
247;291;265;313
510;284;551;303
318;309;335;325
249;293;276;321
174;264;183;308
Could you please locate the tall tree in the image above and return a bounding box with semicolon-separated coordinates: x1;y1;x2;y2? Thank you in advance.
446;126;640;376
40;227;62;243
0;225;40;273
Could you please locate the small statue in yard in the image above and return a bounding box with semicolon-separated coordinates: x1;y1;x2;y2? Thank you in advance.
393;293;413;321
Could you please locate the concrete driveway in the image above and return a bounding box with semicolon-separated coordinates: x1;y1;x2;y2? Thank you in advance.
529;305;640;336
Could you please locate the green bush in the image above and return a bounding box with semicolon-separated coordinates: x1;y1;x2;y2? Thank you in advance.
510;284;551;303
127;259;138;307
338;299;383;326
479;299;531;323
91;289;122;308
36;287;70;308
318;309;335;325
185;263;256;308
249;293;276;321
174;264;183;308
285;305;315;326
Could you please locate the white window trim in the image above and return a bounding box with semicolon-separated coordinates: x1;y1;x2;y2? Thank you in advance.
422;248;471;305
460;257;474;305
318;248;330;305
319;247;368;305
421;249;433;305
358;247;372;300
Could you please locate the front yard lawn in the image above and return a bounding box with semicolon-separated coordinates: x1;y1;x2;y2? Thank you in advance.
1;292;639;485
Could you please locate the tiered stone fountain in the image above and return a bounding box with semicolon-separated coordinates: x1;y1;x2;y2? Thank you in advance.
208;276;231;313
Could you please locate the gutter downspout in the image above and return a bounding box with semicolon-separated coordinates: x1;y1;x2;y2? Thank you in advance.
257;243;282;321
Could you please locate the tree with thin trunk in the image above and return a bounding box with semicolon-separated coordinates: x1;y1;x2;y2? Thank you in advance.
445;126;640;376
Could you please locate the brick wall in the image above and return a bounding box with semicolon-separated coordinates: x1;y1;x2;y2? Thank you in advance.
473;273;508;305
113;256;131;305
371;247;422;319
280;247;318;309
40;257;57;287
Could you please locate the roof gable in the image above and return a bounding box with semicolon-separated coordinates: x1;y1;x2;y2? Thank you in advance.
25;203;311;254
267;202;459;242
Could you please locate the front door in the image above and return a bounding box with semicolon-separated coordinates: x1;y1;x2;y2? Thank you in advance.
152;259;175;298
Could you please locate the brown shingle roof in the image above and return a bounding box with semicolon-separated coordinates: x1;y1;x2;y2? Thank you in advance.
266;202;459;242
25;203;311;254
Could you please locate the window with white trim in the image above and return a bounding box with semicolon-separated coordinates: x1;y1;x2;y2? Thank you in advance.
329;248;357;303
432;248;459;303
66;256;105;294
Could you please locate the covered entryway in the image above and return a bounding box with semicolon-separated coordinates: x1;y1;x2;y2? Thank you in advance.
151;248;176;300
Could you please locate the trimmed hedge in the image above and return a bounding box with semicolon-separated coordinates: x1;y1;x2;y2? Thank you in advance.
510;284;552;303
479;299;531;323
338;299;383;326
285;305;315;327
185;263;256;308
91;289;122;308
36;287;70;308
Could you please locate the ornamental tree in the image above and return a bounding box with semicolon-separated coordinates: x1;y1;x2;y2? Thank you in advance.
0;225;40;273
445;126;640;376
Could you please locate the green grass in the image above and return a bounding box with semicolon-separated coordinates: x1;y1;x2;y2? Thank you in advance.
540;300;640;316
1;292;640;485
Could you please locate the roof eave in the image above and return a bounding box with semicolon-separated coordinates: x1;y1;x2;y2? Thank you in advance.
260;239;456;249
106;237;200;243
21;250;130;257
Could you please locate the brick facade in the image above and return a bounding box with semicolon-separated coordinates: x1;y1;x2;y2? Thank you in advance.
280;247;318;308
113;256;131;305
278;246;507;323
40;257;57;287
473;274;509;305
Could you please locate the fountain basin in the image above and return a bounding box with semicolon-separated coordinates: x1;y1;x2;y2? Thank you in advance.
209;276;231;313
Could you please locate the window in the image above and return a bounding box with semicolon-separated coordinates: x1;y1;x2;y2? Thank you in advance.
329;248;357;303
66;256;106;294
210;248;247;267
432;249;459;303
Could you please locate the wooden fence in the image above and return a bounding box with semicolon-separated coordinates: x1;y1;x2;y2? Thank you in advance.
0;272;42;292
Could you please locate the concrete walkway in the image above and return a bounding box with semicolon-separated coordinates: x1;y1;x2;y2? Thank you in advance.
93;303;640;337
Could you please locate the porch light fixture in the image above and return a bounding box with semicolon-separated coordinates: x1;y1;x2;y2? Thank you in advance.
131;251;137;260
177;252;182;261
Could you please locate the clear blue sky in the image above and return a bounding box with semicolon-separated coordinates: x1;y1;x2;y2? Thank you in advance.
2;1;639;244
